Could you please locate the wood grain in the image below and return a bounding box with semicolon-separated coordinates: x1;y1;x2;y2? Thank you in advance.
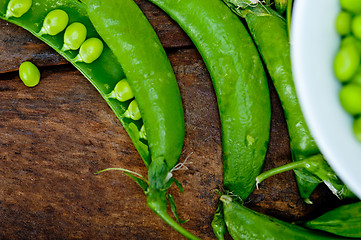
0;1;343;239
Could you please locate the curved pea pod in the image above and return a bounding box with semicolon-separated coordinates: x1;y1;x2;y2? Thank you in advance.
0;0;150;166
221;195;348;240
303;201;361;238
147;0;271;201
223;1;331;202
211;203;226;240
81;0;201;239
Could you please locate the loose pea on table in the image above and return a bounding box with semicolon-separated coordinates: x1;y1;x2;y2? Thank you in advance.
0;0;350;239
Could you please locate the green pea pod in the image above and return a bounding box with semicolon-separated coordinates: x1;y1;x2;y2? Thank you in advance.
223;0;329;202
0;0;151;167
80;1;200;239
211;202;227;240
147;0;271;201
221;195;348;240
303;201;361;238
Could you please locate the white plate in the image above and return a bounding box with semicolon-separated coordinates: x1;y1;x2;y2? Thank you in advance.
291;0;361;199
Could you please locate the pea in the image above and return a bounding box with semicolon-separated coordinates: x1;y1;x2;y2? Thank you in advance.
73;38;104;64
352;14;361;40
334;44;360;82
351;67;361;85
139;125;147;140
336;11;352;36
38;9;69;36
62;22;87;51
339;83;361;115
341;35;361;52
5;0;32;18
107;79;134;102
353;116;361;142
124;100;141;121
340;0;361;14
18;61;40;87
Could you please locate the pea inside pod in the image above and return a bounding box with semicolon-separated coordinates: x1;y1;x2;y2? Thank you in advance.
38;9;69;36
73;37;104;64
139;125;147;140
62;22;87;51
124;100;141;121
107;79;134;102
5;0;32;18
18;61;40;87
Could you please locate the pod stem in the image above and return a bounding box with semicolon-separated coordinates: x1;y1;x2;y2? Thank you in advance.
256;160;307;184
146;188;200;240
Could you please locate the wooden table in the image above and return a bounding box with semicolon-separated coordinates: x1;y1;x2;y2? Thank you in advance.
0;1;342;239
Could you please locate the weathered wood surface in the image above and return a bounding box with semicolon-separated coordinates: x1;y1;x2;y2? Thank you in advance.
0;1;342;239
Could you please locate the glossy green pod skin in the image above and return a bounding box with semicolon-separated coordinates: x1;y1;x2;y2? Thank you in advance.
224;1;325;202
147;0;271;201
0;0;150;167
81;1;199;239
304;201;361;238
221;195;347;240
82;0;184;172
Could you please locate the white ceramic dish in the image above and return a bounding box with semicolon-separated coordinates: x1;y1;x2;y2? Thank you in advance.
291;0;361;199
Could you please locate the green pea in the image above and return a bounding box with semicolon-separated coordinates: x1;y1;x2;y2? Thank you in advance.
73;38;104;64
5;0;32;18
107;79;134;102
62;22;87;51
334;44;360;82
139;125;147;140
341;0;361;14
38;9;69;36
351;67;361;85
18;61;40;87
353;116;361;142
339;83;361;115
352;14;361;40
341;35;361;52
336;11;352;36
124;100;141;121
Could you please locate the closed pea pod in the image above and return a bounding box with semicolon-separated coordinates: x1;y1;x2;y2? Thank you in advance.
6;0;32;18
38;9;69;36
220;195;348;240
62;22;87;51
74;37;104;64
19;61;40;87
81;0;201;239
304;201;361;238
147;0;271;201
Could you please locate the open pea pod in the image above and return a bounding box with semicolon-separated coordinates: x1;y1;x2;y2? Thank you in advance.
0;0;150;166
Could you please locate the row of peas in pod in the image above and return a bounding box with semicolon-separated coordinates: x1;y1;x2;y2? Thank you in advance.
334;0;361;142
5;0;147;140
